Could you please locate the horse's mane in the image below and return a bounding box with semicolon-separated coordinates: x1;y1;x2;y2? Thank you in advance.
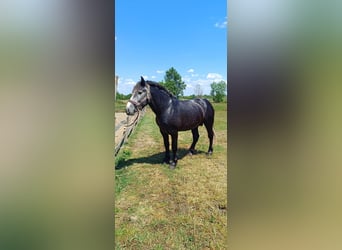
146;81;176;98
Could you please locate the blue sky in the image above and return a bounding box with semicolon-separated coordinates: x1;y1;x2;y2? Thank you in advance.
115;0;227;95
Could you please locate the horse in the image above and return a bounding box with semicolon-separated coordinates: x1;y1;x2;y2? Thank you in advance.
126;76;215;169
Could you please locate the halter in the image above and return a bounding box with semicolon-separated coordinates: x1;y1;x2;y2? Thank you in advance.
127;83;151;111
127;99;142;110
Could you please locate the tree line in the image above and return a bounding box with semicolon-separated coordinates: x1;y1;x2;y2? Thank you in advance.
116;67;227;102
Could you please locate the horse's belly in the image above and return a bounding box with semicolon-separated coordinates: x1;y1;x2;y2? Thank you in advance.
157;119;201;133
176;117;203;131
157;109;204;132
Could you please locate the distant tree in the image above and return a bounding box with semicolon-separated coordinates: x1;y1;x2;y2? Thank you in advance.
160;67;186;98
210;81;227;102
116;92;124;100
116;92;131;100
194;84;203;97
182;94;195;100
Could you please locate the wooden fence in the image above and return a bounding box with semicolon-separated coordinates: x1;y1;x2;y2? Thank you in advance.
114;108;146;156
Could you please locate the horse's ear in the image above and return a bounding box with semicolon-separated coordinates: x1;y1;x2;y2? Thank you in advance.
140;76;146;86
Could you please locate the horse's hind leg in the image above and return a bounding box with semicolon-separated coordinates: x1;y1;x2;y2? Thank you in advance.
204;120;214;155
189;127;199;155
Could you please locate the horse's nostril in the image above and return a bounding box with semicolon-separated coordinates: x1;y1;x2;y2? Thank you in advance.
125;104;136;116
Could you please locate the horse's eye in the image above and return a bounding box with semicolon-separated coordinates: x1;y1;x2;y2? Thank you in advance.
138;91;143;95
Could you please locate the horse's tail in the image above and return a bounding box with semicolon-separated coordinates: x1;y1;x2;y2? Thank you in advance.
201;99;215;153
202;99;215;121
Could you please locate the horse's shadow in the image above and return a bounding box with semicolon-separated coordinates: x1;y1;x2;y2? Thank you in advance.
115;148;207;170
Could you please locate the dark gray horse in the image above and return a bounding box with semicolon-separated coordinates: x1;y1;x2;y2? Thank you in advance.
126;77;215;169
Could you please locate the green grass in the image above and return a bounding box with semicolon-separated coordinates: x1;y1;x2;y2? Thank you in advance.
115;99;128;113
115;102;227;249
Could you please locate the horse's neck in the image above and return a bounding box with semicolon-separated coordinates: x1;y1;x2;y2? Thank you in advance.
149;87;173;116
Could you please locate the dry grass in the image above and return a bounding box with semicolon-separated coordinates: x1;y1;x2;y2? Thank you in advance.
115;102;227;249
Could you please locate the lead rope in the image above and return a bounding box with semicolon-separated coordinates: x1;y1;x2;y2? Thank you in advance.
124;109;140;128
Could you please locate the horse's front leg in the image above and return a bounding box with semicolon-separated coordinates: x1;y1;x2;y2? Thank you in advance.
160;129;170;164
170;132;178;169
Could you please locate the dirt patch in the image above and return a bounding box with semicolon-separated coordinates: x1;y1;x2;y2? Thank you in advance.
115;112;127;146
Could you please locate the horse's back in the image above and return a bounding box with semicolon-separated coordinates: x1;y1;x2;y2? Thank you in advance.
165;99;204;131
193;98;214;118
184;98;214;125
158;98;214;132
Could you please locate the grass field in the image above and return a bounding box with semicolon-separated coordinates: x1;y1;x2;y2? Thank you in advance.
115;102;227;249
115;100;129;113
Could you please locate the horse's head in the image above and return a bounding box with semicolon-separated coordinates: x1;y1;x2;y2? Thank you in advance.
126;76;151;115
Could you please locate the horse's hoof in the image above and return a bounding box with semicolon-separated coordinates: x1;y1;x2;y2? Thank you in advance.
188;149;197;155
162;158;170;164
206;151;213;156
169;161;176;170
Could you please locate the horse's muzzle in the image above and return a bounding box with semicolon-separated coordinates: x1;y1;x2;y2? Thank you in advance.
126;102;136;116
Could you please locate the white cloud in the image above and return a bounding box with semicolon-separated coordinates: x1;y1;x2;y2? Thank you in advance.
124;79;136;85
156;70;164;74
187;68;194;73
215;17;227;28
142;75;149;79
181;71;227;95
192;78;213;85
207;73;223;80
215;21;227;28
182;77;191;82
151;75;156;79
